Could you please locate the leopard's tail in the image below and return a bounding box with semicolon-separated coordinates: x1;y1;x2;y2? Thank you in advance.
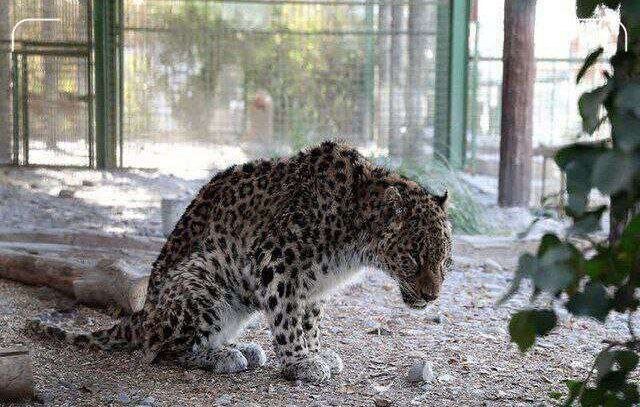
27;309;147;351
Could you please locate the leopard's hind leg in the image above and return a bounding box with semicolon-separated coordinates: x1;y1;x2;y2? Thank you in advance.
147;271;265;372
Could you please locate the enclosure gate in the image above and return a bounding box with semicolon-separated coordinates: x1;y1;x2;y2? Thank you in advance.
7;1;94;167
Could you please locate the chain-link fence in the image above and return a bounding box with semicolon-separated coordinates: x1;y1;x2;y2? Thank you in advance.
466;0;616;206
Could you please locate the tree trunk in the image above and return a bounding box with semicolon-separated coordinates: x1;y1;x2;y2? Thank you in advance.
498;0;537;207
388;4;405;160
403;2;429;165
609;2;640;242
0;2;11;163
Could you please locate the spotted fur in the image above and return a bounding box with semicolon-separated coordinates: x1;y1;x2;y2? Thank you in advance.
29;141;452;382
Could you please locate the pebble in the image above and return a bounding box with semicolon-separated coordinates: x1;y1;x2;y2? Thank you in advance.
117;391;131;404
58;189;75;198
215;394;232;405
483;259;503;271
138;396;155;406
373;397;392;407
407;360;436;383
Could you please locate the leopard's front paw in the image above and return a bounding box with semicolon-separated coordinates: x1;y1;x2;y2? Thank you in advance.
282;355;331;383
235;342;267;369
318;349;343;375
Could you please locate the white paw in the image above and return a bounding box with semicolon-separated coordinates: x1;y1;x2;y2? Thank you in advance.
213;348;249;374
235;342;267;369
282;355;331;383
318;349;343;375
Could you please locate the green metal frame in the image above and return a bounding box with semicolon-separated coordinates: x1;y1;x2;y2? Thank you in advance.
434;0;470;169
11;53;19;165
93;0;121;169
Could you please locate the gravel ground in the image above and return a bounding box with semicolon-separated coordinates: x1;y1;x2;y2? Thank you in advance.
0;167;631;406
1;237;636;407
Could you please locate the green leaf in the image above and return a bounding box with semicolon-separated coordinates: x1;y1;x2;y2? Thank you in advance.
498;253;537;305
612;285;639;312
555;143;608;215
568;205;607;235
577;47;604;84
536;245;578;295
579;83;612;134
565;282;611;322
592;150;638;195
564;380;584;407
611;111;640;152
619;214;640;255
508;309;557;352
576;0;601;18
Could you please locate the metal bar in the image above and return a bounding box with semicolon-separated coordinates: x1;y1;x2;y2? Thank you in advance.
94;0;107;169
12;49;89;57
448;0;470;168
469;21;480;173
118;0;124;168
20;54;28;165
87;0;95;167
93;0;118;169
123;26;439;36
433;0;451;160
363;0;375;140
11;53;19;165
471;55;603;63
123;0;440;6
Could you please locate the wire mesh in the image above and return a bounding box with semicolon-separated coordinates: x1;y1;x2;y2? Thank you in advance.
466;0;616;206
121;0;443;170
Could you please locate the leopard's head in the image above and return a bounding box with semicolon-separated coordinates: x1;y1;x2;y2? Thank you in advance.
367;181;452;309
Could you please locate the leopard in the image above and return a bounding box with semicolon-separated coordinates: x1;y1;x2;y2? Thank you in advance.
29;141;452;383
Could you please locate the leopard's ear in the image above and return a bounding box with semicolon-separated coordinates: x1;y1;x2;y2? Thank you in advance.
434;190;449;210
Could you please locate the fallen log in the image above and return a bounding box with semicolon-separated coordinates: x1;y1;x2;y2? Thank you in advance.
0;228;164;253
0;247;150;313
0;347;34;401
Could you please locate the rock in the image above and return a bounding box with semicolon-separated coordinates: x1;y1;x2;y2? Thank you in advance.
407;360;435;384
0;347;35;401
366;326;393;336
117;391;131;404
215;394;232;405
138;396;155;406
81;180;96;187
483;259;503;271
374;397;392;407
437;373;454;382
57;189;75;199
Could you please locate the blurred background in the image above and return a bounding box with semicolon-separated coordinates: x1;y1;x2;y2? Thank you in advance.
0;0;618;236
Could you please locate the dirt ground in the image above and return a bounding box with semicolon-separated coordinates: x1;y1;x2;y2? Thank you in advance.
1;236;635;407
0;167;629;407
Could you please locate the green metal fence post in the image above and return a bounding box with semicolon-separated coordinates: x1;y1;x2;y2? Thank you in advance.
363;0;375;140
448;0;470;168
11;53;19;165
21;55;29;165
434;1;451;162
93;0;119;169
434;0;470;169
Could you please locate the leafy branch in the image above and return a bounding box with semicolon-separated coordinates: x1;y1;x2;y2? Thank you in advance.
502;1;640;405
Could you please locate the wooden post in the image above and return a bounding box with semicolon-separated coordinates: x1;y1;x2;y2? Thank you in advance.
0;347;34;401
498;0;537;207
